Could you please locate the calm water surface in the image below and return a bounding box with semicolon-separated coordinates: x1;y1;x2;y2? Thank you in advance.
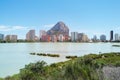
0;42;120;77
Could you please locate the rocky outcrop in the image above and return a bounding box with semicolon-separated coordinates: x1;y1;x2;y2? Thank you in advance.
47;21;69;36
98;66;120;80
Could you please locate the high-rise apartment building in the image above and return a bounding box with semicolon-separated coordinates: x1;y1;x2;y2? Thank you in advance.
115;33;119;41
78;33;89;42
81;34;89;42
100;34;106;42
5;35;11;41
0;34;4;41
11;35;17;42
71;32;78;42
110;30;113;41
26;30;35;41
93;35;97;41
58;34;64;42
51;35;57;42
78;33;84;42
5;35;17;42
39;30;46;40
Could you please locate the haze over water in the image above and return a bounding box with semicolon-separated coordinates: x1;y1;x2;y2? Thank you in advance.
0;42;120;77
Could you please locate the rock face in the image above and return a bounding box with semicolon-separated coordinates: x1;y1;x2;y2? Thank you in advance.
98;66;120;80
47;21;69;36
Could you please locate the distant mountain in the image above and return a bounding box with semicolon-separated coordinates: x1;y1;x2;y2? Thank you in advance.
47;21;69;36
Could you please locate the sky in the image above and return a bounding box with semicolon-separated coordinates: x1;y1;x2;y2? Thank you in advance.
0;0;120;39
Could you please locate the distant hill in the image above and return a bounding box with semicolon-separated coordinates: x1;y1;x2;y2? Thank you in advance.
47;21;69;36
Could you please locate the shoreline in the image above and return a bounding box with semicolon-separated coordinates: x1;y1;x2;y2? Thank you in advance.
0;41;120;44
0;52;120;80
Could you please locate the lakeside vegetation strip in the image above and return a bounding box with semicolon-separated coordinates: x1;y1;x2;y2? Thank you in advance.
1;52;120;80
30;52;78;59
30;52;60;57
66;55;77;59
112;45;120;47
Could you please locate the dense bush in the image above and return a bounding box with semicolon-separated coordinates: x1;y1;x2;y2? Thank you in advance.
1;52;120;80
20;61;47;80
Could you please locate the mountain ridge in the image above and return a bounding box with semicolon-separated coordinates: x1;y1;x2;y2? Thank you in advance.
47;21;69;36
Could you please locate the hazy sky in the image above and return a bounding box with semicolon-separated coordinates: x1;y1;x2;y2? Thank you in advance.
0;0;120;39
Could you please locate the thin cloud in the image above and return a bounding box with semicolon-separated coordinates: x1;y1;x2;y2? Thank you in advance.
12;26;28;30
0;25;11;31
0;25;28;31
43;24;54;28
42;24;55;31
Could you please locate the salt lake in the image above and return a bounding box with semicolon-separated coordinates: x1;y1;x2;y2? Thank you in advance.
0;42;120;77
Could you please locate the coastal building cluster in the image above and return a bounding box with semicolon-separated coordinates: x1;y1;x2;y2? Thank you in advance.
25;22;89;42
71;32;89;42
39;30;69;42
0;22;120;42
0;34;17;42
92;30;120;42
25;30;89;42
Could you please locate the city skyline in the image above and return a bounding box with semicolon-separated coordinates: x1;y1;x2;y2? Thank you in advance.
1;27;120;42
0;0;120;39
1;21;120;41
